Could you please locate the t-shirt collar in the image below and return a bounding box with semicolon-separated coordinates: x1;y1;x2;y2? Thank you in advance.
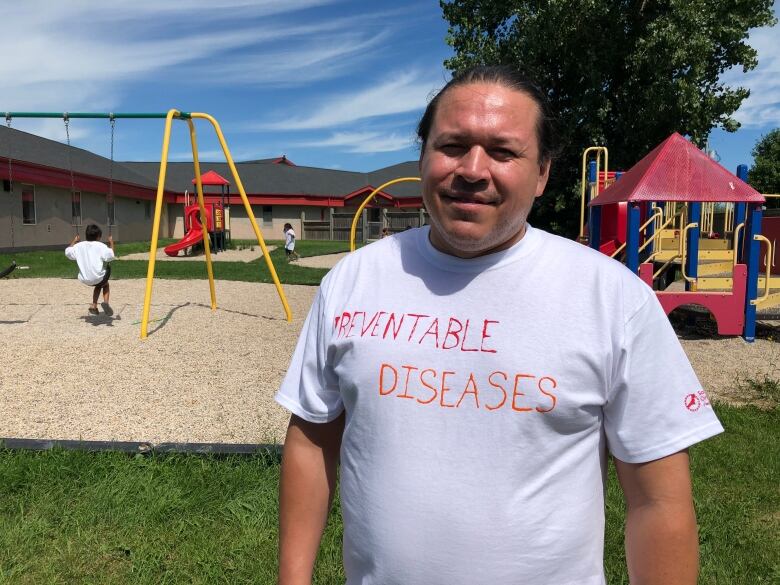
416;224;541;273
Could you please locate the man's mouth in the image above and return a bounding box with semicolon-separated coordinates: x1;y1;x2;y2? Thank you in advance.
440;191;497;206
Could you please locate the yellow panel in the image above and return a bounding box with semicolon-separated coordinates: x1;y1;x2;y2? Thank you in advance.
757;291;780;310
697;261;735;276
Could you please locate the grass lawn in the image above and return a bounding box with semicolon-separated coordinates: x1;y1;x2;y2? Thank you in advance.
0;239;356;286
0;403;777;584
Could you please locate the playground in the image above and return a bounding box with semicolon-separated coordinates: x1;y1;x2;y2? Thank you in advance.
0;277;317;446
0;270;778;447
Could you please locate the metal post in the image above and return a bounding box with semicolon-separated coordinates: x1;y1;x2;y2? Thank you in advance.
361;209;368;243
300;210;305;240
744;204;763;342
626;202;641;273
735;164;749;262
329;208;334;240
686;202;702;291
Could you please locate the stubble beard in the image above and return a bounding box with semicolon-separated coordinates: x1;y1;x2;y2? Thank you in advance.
427;204;532;257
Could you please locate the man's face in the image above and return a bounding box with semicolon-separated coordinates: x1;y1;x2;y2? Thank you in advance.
419;82;551;258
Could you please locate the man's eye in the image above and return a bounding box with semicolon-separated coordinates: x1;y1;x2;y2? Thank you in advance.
440;144;464;154
491;148;515;159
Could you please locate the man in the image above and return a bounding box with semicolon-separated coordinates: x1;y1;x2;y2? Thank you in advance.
276;66;723;585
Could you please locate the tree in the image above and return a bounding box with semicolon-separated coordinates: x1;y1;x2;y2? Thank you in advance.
440;0;776;235
749;129;780;197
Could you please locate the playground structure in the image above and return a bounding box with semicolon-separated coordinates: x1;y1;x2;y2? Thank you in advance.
1;110;292;338
164;202;225;257
583;132;772;341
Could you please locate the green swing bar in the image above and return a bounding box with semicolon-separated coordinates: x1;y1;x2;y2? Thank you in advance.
4;112;191;119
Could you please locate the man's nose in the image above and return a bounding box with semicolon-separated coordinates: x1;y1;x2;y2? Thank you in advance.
455;147;490;183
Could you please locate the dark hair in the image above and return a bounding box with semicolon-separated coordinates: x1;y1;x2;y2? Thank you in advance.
85;224;102;241
283;223;293;231
417;65;559;164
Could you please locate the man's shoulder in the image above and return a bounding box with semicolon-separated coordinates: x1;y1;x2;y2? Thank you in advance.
536;228;631;270
533;228;651;292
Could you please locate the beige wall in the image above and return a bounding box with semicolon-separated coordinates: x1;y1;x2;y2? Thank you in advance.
0;181;162;250
0;186;337;250
225;204;325;241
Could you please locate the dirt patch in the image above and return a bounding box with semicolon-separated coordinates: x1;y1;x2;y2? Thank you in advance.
294;252;348;269
0;278;776;445
119;245;274;263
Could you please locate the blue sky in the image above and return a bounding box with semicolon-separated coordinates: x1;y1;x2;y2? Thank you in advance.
0;0;777;176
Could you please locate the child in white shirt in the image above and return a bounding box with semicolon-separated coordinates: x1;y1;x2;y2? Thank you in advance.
65;224;116;315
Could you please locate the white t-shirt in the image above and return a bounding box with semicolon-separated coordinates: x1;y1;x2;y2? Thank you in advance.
276;226;723;585
285;228;296;251
65;240;115;285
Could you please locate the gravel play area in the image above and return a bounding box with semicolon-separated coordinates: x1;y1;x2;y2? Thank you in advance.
1;276;778;446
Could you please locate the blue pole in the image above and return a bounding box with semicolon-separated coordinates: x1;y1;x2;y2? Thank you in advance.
586;160;599;248
589;206;602;251
686;202;701;291
735;165;749;262
626;202;641;273
587;160;597;200
744;204;763;342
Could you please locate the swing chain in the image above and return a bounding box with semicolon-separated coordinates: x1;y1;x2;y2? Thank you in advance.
5;114;14;248
63;113;78;219
108;114;115;234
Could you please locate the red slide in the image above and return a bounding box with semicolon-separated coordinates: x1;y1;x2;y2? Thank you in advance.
164;223;204;256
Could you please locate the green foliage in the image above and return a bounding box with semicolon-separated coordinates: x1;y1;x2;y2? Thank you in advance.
441;0;777;235
0;404;777;583
749;128;780;195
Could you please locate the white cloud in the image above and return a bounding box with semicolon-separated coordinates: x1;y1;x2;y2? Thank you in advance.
722;11;780;128
0;0;413;148
296;131;415;153
212;32;388;86
254;70;442;130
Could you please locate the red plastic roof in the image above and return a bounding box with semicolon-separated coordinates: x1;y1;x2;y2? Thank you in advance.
192;170;230;186
590;133;763;206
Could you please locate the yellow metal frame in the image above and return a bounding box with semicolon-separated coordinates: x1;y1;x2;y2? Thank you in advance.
579;146;609;241
643;209;681;261
751;234;773;306
724;202;734;233
612;206;663;260
140;109;292;339
653;254;680;280
349;177;421;252
679;222;698;285
637;206;664;254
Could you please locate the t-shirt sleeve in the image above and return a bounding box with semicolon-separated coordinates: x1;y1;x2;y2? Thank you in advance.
101;245;115;263
275;288;343;423
604;293;724;463
65;246;77;260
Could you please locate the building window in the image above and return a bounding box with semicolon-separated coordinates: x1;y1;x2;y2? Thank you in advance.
72;191;82;226
107;199;116;226
22;184;36;224
144;200;152;219
262;205;272;224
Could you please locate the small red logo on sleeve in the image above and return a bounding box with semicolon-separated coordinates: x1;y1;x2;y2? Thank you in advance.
684;390;710;412
684;394;701;412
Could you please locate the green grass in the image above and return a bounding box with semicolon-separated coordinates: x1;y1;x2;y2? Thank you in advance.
0;239;357;286
0;403;776;584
